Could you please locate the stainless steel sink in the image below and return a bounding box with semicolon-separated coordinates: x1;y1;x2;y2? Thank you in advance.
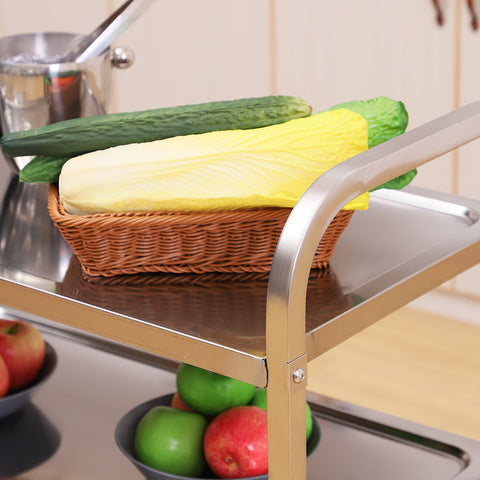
308;393;479;480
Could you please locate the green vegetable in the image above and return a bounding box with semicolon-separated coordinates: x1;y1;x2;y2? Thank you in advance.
19;156;69;183
329;96;415;190
329;96;408;148
17;95;416;193
2;95;312;158
371;168;417;192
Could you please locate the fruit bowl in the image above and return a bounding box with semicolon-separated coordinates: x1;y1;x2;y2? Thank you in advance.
0;342;57;419
115;393;321;480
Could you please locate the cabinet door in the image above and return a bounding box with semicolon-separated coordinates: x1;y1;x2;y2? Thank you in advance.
113;0;271;111
275;0;457;194
0;0;108;36
451;1;480;298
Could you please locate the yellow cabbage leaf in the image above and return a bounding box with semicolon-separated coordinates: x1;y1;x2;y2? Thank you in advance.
59;108;369;215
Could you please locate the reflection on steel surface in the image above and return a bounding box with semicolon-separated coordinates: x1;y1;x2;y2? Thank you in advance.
0;176;72;282
0;31;123;173
57;256;353;355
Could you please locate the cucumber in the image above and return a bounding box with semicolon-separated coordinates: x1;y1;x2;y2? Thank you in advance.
18;95;415;190
329;96;415;191
2;95;312;158
19;156;69;184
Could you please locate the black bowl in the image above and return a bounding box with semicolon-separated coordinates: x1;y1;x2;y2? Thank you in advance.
115;393;321;480
0;342;57;419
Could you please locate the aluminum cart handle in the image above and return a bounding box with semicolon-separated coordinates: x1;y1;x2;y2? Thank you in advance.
265;100;480;480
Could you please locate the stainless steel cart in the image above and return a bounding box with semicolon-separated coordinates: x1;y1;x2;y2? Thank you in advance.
0;102;480;479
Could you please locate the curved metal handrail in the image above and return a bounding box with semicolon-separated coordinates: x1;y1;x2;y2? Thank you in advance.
265;100;480;480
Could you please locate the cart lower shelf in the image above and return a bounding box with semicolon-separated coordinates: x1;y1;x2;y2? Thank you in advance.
0;324;478;479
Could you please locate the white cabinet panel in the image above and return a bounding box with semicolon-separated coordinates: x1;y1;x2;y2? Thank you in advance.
111;0;271;112
0;0;108;36
0;1;271;114
456;141;480;201
458;3;480;203
275;0;455;119
454;4;480;298
455;264;480;298
275;0;456;194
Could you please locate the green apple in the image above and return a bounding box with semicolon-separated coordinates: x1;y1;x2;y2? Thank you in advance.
250;387;313;441
176;363;256;417
134;405;208;477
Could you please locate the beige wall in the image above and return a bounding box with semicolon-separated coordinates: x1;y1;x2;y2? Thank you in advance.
1;0;479;304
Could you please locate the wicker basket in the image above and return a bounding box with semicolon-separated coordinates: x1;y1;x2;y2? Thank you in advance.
48;185;353;277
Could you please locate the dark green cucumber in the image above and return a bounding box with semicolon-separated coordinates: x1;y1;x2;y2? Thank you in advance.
329;96;416;191
19;156;69;183
2;95;312;158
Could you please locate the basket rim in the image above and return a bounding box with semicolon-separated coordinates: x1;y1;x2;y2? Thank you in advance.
48;184;304;224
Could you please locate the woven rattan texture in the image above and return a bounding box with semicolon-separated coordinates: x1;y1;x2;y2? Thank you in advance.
48;185;353;277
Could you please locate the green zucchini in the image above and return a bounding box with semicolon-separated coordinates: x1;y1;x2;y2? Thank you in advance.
2;95;312;158
329;96;416;191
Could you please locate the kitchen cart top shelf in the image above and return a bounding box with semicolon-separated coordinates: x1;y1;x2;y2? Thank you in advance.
1;101;480;387
0;170;479;386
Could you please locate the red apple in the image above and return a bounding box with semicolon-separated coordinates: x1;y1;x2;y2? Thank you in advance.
204;406;268;478
0;355;9;398
0;319;45;392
